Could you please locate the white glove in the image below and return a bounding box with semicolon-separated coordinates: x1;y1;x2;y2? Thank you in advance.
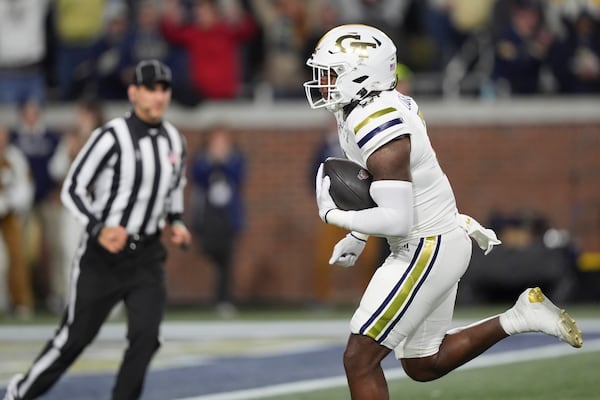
329;232;367;267
457;213;501;255
315;163;338;222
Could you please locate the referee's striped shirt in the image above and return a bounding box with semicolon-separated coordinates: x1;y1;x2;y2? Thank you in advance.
61;111;187;237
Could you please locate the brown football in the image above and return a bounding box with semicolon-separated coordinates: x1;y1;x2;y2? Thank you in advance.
323;157;376;211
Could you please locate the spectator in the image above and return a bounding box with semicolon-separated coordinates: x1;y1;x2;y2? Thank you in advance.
489;0;554;96
549;3;600;94
9;99;65;313
190;125;245;317
52;0;107;100
0;125;35;320
120;0;196;106
422;0;495;70
123;1;200;106
161;0;258;100
90;2;130;100
302;0;342;67
253;0;312;98
49;99;105;307
331;0;411;61
0;0;50;105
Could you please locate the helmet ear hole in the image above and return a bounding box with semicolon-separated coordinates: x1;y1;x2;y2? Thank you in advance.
353;76;368;84
332;65;346;75
356;88;368;99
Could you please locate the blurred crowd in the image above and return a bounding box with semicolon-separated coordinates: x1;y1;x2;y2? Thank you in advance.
0;98;104;319
0;0;599;108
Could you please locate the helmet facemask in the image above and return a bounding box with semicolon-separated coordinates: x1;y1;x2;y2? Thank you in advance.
304;61;350;111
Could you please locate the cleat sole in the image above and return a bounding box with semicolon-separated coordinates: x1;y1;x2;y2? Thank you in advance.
559;309;583;348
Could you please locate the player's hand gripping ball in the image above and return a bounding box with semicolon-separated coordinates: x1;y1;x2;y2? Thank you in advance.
322;157;376;211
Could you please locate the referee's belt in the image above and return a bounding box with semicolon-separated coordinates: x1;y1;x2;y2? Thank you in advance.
126;232;160;251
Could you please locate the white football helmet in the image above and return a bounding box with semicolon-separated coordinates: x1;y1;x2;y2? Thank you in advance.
304;24;397;111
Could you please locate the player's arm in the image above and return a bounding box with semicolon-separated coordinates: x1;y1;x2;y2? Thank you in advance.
319;136;414;237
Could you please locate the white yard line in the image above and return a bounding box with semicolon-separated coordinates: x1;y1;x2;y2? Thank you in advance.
1;319;598;341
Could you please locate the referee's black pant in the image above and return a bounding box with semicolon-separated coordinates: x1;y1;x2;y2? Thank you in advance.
16;234;167;400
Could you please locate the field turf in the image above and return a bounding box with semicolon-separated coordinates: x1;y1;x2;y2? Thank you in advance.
268;350;600;400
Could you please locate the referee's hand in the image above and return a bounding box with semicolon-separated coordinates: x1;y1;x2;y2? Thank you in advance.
171;223;191;250
98;226;128;253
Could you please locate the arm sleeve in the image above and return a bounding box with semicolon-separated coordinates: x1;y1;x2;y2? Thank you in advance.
326;180;414;237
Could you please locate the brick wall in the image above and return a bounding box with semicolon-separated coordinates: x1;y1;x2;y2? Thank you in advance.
165;122;600;305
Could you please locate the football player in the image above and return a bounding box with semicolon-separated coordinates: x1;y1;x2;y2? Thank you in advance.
306;24;583;400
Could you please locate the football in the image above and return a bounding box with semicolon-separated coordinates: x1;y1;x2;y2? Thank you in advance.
323;157;377;211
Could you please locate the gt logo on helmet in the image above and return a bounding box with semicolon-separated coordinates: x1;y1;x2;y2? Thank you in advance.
333;34;378;58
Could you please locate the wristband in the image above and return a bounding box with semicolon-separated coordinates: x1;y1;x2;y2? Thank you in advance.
350;231;368;242
324;209;335;224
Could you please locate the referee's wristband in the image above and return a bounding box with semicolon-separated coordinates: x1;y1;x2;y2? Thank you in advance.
87;221;105;239
171;219;186;228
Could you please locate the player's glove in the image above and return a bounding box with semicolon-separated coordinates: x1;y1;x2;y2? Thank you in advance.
329;232;367;267
315;163;338;222
457;213;501;255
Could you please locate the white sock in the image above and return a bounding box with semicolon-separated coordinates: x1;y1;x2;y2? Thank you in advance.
499;308;521;335
446;315;499;335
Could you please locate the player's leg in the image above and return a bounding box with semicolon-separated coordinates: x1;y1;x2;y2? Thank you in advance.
400;314;507;381
346;233;464;400
401;285;583;381
379;227;475;382
344;256;409;400
343;334;391;400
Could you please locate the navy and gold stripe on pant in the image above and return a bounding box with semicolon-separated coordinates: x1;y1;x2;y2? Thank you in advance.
359;235;441;344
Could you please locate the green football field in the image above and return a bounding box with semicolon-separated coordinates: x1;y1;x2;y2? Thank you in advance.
259;350;599;400
1;304;598;399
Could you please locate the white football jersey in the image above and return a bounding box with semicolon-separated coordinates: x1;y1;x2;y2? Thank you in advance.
334;90;457;249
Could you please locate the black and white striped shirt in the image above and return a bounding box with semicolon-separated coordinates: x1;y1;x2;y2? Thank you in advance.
61;111;186;237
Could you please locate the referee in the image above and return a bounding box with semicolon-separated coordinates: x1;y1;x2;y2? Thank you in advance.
4;59;192;400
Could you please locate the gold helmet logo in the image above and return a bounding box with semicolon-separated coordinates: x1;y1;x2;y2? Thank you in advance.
332;34;379;58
